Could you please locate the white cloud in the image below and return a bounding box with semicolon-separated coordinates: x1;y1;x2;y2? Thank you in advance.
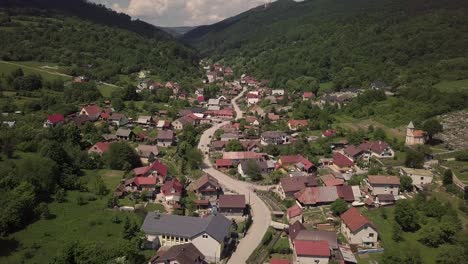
91;0;269;26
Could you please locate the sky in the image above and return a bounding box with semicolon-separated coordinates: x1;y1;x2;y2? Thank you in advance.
90;0;270;27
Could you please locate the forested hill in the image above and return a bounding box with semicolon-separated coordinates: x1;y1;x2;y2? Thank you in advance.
182;0;468;88
0;0;200;82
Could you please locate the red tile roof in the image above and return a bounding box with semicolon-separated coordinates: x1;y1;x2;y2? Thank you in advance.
340;207;373;233
197;95;205;102
279;154;314;170
288;120;308;127
161;178;183;196
280;176;317;193
337;185;355;202
333;152;354;168
367;175;400;185
287;204;303;218
270;259;292;264
93;142;111;153
132;160;168;177
216;159;233;167
294;240;330;257
303;92;315;99
321;175;344;186
47;113;64;124
295;187;339;205
322;129;336;137
134;177;156;186
82;104;101;116
412;130;425;137
223;151;265;160
218;195;246;208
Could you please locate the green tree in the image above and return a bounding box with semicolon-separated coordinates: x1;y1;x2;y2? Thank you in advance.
373;127;387;140
246;160;262;181
392;222;403;242
400;175;413;192
330;199;348;216
226;139;245;151
405;148;425;168
422;119;443;141
436;245;467;264
394;200;419;232
443;169;453;186
105;142;141;170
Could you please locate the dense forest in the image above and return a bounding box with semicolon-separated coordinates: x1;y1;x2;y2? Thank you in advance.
0;0;200;82
183;0;468;88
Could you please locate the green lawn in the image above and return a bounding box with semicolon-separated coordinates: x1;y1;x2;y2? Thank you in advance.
434;79;468;93
334;115;406;141
318;82;334;94
145;203;166;213
0;191;144;264
98;84;121;98
441;160;468;182
0;61;70;82
84;169;126;190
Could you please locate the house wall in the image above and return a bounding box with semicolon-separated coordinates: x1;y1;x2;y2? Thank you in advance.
369;184;399;195
219;207;244;216
341;224;378;247
296;254;329;264
287;214;302;224
410;175;433;186
192;232;223;263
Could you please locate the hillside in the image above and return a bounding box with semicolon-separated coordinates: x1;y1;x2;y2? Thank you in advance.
183;0;468;88
0;0;200;83
160;26;197;37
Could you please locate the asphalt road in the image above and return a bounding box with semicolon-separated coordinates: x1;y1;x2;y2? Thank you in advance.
197;87;272;264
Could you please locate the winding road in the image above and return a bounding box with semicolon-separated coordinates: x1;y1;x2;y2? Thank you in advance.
197;86;272;264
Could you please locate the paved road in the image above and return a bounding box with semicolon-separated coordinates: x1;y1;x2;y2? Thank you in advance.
198;122;271;264
232;86;247;120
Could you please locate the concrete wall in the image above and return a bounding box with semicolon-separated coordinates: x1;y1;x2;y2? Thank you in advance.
341;224;378;247
192;232;223;263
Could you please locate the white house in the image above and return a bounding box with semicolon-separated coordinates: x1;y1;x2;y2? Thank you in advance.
400;167;433;188
141;213;231;263
366;175;400;196
340;207;378;248
272;89;285;96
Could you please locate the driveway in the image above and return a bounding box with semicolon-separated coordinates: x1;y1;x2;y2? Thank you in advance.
198;121;271;264
232;86;247;120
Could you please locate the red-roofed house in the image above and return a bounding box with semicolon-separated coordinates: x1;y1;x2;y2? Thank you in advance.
287;204;303;224
270;259;291;264
302;92;315;101
322;129;336;138
215;159;234;169
80;104;102;121
294;240;330;264
295;187;339;207
340;207;378;247
278;154;314;172
288;120;308;131
161;178;183;204
88;142;111;155
320;174;344;187
246;93;259;105
44;113;65;128
131;160;168;184
124;177;157;193
332;152;354;172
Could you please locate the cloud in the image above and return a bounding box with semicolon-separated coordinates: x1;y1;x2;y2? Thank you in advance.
91;0;268;26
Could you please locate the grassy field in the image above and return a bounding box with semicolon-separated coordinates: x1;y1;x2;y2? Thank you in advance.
434;79;468;93
318;81;334;94
84;169;125;190
97;84;121;98
0;61;70;82
362;207;445;264
0;191;144;264
334;115;406;141
441;160;468;182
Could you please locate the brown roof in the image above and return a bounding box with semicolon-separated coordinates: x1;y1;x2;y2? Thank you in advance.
367;175;400;185
218;195;246;208
191;174;220;191
340;207;374;233
223;151;265;160
157;130;174;140
295;187;339;205
150;243;205;264
288;220;306;240
280;176;317;193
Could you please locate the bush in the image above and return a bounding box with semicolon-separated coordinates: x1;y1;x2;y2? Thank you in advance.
76;195;87;206
262;229;273;245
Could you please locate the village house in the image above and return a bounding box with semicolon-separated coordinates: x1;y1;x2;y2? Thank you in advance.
267;113;280;122
405;121;427;145
286;204;303;224
294;229;338;253
261;131;290;146
288;120;308;131
141;213;231;262
294;186;354;207
340;207;378;248
343;141;394;161
157;130;174;147
116;127;135;141
136;145;159;161
293;240;330;264
44;113;65;128
278;176;318;199
80;104;101;121
209;109;235;119
245;116;260;126
302;92;315;101
218;195;246;216
221;151;266;166
220;133;240;141
400;167;433;188
88;142;111;155
278;154;314;173
132;160;168;184
240;140;261;152
172;115;196;130
149;243;206;264
246;93;260;105
211;140;228;151
322;129;337;138
137;116;154;127
123;177;157;195
237;160;274;177
272;89;285;96
332;152;354;173
366;175;400;196
108;112;128;127
73;76;89;83
160;178;183;205
190;174;222;201
215;159;234;169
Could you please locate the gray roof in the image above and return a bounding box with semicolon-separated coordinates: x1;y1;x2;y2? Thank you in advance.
116;128;132;137
141;213;231;243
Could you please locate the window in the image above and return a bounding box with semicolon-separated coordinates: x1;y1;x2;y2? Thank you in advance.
420;177;424;180
369;233;374;237
202;234;208;239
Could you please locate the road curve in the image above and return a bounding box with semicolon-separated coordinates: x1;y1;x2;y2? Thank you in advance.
198;122;271;264
197;87;271;264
